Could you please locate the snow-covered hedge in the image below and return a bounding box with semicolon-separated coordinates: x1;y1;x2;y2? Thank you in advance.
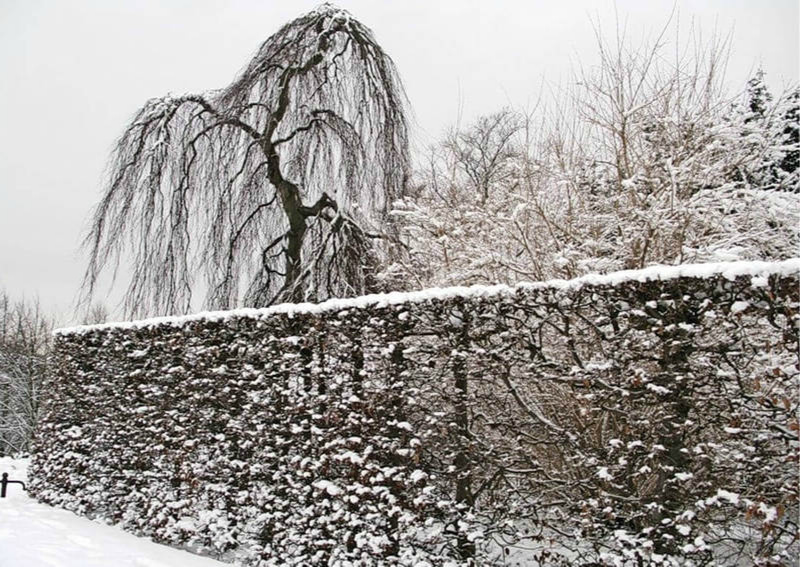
31;260;799;565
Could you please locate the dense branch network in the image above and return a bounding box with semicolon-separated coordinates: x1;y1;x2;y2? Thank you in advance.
83;4;409;316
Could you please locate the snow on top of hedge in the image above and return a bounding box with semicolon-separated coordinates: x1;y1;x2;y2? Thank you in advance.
56;258;800;336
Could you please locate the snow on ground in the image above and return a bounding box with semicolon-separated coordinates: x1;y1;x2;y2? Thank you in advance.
0;458;227;567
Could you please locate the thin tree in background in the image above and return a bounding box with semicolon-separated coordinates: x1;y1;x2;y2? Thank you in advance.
83;4;409;316
0;292;51;456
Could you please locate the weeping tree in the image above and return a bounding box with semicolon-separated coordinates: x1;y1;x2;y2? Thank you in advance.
83;4;409;316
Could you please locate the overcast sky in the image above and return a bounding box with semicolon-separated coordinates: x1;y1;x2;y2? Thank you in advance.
1;0;798;324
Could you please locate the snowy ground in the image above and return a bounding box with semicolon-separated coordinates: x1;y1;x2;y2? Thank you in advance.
0;458;226;567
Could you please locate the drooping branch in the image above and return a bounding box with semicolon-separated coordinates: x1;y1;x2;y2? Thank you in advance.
82;4;409;317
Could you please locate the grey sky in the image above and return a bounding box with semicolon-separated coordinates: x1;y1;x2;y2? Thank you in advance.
1;0;797;323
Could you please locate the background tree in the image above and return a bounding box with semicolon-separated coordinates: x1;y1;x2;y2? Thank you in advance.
81;303;110;326
778;87;799;180
0;292;51;456
740;71;799;192
745;69;773;118
388;26;799;292
441;109;524;204
83;3;409;317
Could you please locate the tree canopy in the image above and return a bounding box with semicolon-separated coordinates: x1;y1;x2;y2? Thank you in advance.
83;4;409;316
387;38;799;293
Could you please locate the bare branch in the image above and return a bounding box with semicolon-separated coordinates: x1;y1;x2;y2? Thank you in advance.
82;4;409;316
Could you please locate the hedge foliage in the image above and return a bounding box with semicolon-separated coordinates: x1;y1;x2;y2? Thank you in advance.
31;262;799;566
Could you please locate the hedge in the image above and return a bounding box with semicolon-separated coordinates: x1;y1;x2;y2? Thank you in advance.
31;260;800;566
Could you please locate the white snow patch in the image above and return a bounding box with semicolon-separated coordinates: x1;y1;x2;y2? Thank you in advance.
64;426;83;439
730;301;749;314
409;470;427;483
714;489;740;506
55;259;800;335
758;502;778;523
0;458;225;567
646;384;670;395
597;467;613;481
313;479;343;496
